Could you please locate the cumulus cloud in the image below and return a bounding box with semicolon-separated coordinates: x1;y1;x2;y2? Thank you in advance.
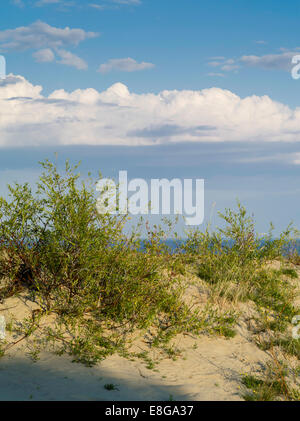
0;21;95;70
240;51;296;71
208;58;240;72
1;73;300;148
208;49;300;73
208;58;240;73
33;48;55;63
98;57;155;73
56;49;88;70
32;48;87;69
0;21;98;51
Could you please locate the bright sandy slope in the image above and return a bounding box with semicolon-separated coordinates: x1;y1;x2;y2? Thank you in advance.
0;276;276;402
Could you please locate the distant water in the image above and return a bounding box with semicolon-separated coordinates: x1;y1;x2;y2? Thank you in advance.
151;239;300;255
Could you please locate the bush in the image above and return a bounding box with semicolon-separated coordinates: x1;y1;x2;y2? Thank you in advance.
183;201;295;302
0;160;184;327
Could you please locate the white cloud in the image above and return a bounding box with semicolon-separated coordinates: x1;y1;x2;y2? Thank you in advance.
88;0;140;10
98;57;155;73
1;74;300;148
11;0;24;7
208;50;299;73
32;48;88;70
291;153;300;165
35;0;61;6
56;49;88;70
240;51;296;71
209;56;226;60
208;58;240;72
12;0;141;10
0;21;98;51
89;3;105;10
221;64;240;72
33;48;55;63
0;21;95;70
110;0;141;4
207;72;225;77
207;61;221;67
35;0;77;7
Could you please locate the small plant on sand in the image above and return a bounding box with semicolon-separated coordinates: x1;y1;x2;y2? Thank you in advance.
242;361;300;402
104;383;119;391
184;201;295;303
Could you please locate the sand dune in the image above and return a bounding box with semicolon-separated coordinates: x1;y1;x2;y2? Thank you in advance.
0;294;270;401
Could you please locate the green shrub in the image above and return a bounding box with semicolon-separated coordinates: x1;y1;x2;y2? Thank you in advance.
0;159;210;364
0;162;299;384
0;160;178;321
183;202;296;304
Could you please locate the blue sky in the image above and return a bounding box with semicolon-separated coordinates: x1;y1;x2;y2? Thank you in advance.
0;0;300;235
3;0;300;103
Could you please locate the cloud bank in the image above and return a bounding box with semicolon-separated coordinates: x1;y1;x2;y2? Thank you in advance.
0;74;300;148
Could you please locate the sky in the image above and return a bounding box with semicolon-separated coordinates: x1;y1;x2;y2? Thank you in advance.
0;0;300;236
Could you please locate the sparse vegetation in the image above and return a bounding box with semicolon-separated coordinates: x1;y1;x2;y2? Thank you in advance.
242;363;300;401
0;160;299;400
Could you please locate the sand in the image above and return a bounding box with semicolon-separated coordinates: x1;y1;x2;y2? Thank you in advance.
0;292;272;401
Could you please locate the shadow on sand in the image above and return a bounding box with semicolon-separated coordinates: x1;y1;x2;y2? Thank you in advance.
0;353;196;401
